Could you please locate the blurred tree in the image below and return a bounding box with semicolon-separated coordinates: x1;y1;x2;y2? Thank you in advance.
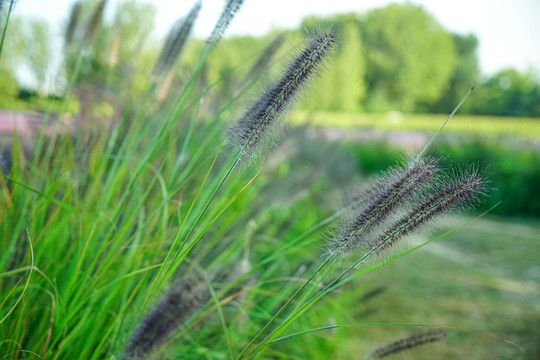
0;67;19;102
24;19;52;93
0;17;52;94
301;14;366;112
466;69;540;117
430;33;480;113
109;0;156;95
360;3;456;112
0;16;21;103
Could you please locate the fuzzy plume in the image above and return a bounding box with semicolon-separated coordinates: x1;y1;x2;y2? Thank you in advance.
122;277;208;359
153;1;201;78
328;159;438;255
208;0;243;45
367;329;447;359
64;1;82;50
229;31;336;159
371;169;485;253
83;0;107;47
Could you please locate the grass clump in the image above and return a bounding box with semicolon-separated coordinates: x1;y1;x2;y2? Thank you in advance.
0;2;521;359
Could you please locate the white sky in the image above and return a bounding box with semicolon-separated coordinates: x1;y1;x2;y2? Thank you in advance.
13;0;540;75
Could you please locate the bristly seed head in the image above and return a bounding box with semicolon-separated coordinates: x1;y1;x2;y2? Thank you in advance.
229;31;337;160
367;329;447;359
328;158;438;255
208;0;244;45
153;1;201;78
64;1;82;49
122;276;208;360
371;169;485;253
83;0;107;47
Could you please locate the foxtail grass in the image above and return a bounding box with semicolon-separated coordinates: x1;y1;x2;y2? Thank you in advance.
372;169;485;253
208;0;244;45
228;30;336;160
153;1;201;80
0;3;510;359
366;329;447;359
328;158;439;255
122;276;209;359
83;0;107;47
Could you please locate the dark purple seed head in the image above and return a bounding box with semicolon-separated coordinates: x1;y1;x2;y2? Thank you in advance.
229;31;337;160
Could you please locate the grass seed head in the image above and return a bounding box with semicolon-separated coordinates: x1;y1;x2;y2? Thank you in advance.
64;1;82;49
208;0;244;45
153;1;201;78
372;168;486;253
122;276;208;360
83;0;107;47
229;30;337;161
367;329;447;359
328;158;438;255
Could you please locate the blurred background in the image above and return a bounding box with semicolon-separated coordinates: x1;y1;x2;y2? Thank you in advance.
1;0;539;358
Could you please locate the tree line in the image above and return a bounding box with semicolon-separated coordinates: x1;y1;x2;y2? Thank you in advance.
1;1;539;117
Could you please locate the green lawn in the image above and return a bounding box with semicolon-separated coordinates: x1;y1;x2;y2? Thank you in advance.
292;111;540;138
292;216;540;359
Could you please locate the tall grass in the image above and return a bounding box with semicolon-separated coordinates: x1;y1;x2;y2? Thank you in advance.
0;1;518;359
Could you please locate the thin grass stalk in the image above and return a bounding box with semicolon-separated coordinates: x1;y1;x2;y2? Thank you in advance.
168;98;205;188
151;69;288;297
32;50;85;178
146;120;237;306
415;87;475;161
266;322;507;346
236;252;338;360
151;69;298;302
0;0;14;58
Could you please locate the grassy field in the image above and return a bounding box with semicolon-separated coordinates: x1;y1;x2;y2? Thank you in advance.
247;134;540;359
351;216;540;360
276;216;540;359
1;3;538;358
292;111;540;139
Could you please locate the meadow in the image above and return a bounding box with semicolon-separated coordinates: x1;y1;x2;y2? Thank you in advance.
1;1;539;359
293;111;540;139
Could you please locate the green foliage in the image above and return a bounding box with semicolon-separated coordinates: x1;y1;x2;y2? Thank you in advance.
465;69;540;117
0;3;534;360
23;19;52;89
360;3;456;112
301;14;366;112
0;66;18;98
430;34;480;113
344;138;540;217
